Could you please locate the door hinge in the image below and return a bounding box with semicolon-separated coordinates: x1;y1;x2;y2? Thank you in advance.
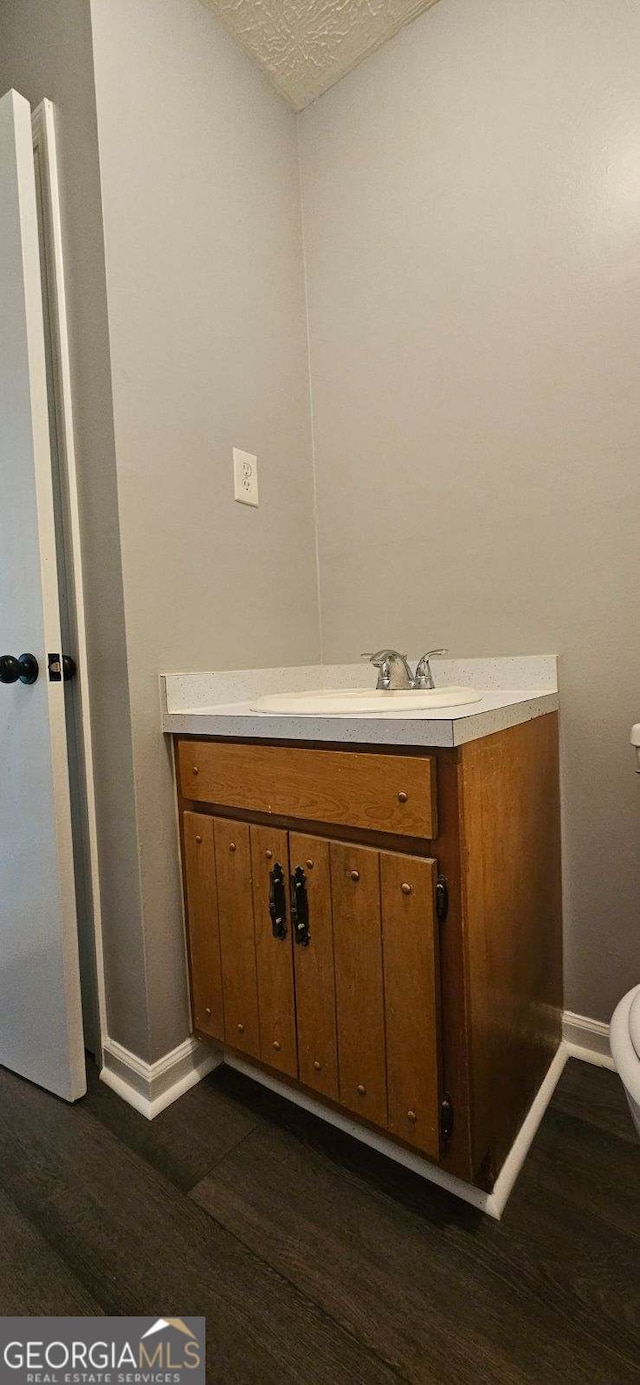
435;873;449;923
48;653;77;683
440;1093;454;1148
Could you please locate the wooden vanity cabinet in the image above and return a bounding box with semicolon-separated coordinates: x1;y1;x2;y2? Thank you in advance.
176;713;563;1191
183;810;442;1157
213;817;260;1061
289;833;339;1101
327;840;440;1156
380;851;440;1154
177;740;438;838
250;823;298;1077
182;812;224;1042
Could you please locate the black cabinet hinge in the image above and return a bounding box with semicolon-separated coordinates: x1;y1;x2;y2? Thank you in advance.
440;1093;454;1149
435;873;449;924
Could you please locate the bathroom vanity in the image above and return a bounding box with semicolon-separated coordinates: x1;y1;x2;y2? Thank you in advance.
164;657;562;1200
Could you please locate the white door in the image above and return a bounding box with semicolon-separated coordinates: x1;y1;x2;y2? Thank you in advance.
0;88;85;1101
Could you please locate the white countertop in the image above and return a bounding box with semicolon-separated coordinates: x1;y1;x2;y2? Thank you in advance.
161;656;558;749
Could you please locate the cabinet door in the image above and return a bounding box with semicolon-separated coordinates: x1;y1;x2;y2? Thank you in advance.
330;841;387;1127
250;825;298;1077
381;852;440;1157
214;817;260;1059
182;812;224;1040
289;833;339;1101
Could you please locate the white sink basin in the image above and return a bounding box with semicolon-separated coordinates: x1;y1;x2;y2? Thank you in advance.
251;686;483;716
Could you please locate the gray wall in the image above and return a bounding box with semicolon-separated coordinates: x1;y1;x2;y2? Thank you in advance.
4;0;638;1062
0;0;150;1057
299;0;640;1022
89;0;320;1056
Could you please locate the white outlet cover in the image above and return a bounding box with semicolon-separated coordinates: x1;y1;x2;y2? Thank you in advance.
233;447;259;507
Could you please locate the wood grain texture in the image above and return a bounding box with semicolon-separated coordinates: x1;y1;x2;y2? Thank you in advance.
0;1185;101;1315
250;825;298;1078
85;1059;257;1193
552;1056;639;1146
177;744;473;1178
213;817;260;1060
289;833;339;1100
381;852;440;1157
459;712;563;1183
192;1060;640;1385
428;749;474;1181
178;799;434;858
524;1095;640;1243
182;811;224;1040
176;723;564;1189
178;739;437;838
0;1063;395;1384
0;1056;637;1383
330;841;387;1127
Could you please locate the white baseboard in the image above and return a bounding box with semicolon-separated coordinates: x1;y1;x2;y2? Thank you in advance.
224;1052;502;1216
98;1010;616;1213
562;1010;614;1070
489;1042;568;1215
225;1042;569;1220
100;1034;223;1119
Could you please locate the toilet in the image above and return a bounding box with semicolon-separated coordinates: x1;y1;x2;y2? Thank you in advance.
614;724;640;1134
610;983;640;1137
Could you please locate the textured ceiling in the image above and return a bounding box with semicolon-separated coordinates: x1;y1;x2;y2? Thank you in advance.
200;0;441;111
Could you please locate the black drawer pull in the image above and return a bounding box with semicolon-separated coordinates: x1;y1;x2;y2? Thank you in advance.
291;866;309;946
269;862;287;940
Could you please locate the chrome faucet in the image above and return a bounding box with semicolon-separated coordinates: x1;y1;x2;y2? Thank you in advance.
362;647;448;691
363;649;415;690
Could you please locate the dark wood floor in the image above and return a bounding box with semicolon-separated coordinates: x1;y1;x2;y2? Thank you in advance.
0;1055;637;1384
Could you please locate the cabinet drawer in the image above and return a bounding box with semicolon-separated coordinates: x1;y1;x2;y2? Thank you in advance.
178;741;437;839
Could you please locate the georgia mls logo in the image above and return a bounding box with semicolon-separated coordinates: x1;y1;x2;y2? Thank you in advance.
142;1318;195;1341
0;1315;205;1384
139;1317;201;1367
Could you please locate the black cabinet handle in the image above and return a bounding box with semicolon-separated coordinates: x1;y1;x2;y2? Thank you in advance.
0;653;39;685
269;862;287;940
291;865;310;946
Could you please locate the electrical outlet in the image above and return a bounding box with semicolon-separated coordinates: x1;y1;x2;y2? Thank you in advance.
233;448;259;507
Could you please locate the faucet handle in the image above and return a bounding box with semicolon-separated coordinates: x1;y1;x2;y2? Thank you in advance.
417;647;448;662
362;648;409;664
362;649;394;690
414;648;448;690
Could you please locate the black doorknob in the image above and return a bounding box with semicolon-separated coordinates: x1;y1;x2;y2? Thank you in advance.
0;653;39;685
